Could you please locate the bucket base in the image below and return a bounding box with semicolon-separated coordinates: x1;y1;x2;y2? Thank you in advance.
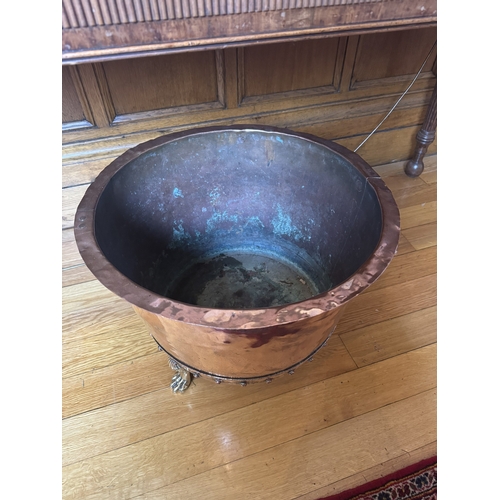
169;251;318;309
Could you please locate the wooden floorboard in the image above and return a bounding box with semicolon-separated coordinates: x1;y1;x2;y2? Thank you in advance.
63;347;435;499
62;154;437;499
293;441;437;500
62;228;83;268
63;184;88;230
419;157;437;185
394;233;415;256
340;306;437;367
131;390;437;500
391;182;437;210
403;222;437;250
366;246;436;293
62;336;356;466
62;315;157;379
63;281;133;343
62;264;96;288
334;273;436;336
400;201;437;230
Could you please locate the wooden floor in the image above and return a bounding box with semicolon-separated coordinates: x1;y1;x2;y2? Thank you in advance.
62;155;437;500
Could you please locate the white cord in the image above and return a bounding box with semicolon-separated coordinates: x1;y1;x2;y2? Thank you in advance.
354;41;437;153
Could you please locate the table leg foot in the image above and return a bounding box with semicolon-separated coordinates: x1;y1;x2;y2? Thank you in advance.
405;84;437;177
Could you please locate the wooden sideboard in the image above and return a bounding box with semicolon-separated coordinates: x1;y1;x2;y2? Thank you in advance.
63;0;436;64
62;1;437;235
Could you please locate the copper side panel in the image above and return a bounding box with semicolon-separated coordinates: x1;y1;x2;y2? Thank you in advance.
134;305;345;381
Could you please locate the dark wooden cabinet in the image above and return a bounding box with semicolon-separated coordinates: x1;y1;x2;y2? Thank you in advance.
63;27;437;145
62;0;437;63
62;5;437;230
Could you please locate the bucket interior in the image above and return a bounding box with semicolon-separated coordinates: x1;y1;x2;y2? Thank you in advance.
94;130;383;309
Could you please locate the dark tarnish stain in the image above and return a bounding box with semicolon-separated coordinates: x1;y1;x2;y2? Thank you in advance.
148;300;172;314
170;305;182;315
167;252;318;309
224;326;301;348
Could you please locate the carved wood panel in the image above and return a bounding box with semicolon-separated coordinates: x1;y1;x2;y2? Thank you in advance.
62;31;436;148
63;0;386;27
62;66;96;131
62;67;86;124
62;0;437;63
102;51;219;117
350;27;437;89
241;38;343;102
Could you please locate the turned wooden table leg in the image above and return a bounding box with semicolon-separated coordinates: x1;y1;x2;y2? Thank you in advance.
405;84;437;177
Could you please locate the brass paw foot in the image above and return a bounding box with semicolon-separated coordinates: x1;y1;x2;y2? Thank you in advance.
168;357;193;393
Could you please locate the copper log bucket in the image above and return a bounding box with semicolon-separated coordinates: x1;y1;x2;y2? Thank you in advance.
74;125;400;391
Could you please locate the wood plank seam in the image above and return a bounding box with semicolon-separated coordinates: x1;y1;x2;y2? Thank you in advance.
343;341;437;371
338;335;360;368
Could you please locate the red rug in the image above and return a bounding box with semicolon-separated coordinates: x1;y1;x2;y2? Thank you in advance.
317;457;437;500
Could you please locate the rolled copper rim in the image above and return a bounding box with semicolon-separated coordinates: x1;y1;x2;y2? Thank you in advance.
74;125;400;330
